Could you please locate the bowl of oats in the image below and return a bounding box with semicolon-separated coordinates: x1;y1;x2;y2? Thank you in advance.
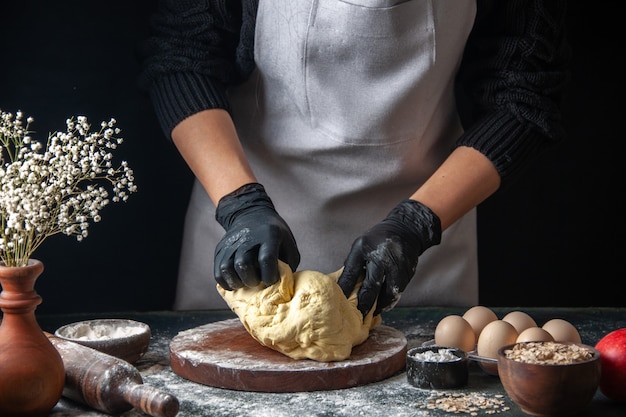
497;341;601;417
406;345;469;389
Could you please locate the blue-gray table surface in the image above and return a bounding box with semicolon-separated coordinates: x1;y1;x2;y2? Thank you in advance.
38;307;626;417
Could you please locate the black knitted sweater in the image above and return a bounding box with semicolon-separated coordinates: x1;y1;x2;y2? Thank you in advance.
139;0;570;185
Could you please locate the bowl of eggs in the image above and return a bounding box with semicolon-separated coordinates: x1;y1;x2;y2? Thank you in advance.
497;341;601;417
55;318;151;364
434;306;583;376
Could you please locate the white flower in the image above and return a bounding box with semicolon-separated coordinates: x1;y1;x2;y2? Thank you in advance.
0;110;137;267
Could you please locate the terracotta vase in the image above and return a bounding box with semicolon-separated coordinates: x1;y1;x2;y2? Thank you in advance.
0;259;65;417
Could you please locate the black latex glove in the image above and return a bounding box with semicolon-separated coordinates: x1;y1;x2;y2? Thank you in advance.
337;200;441;317
214;183;300;290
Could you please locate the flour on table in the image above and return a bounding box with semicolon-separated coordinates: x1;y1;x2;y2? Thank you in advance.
217;261;380;361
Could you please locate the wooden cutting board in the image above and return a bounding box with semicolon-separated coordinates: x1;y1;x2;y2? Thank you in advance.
169;318;407;392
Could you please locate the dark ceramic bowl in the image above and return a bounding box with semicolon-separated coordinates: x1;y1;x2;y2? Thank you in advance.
55;318;151;364
406;345;469;389
497;341;601;417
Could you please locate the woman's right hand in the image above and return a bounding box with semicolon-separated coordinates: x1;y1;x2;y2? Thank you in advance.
214;183;300;290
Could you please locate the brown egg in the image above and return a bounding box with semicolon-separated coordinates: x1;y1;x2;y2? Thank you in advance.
463;305;498;341
477;320;519;359
516;327;554;343
434;315;476;352
542;319;581;343
502;311;537;334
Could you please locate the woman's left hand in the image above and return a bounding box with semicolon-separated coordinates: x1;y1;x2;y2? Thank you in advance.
337;200;441;316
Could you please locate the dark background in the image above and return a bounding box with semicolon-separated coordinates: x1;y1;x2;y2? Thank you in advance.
0;1;623;314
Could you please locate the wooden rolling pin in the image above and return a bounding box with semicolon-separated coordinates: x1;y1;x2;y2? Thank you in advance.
45;332;179;417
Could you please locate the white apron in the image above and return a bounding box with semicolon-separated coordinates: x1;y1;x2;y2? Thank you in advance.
175;0;478;310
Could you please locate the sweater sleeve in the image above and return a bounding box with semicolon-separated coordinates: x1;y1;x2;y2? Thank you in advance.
138;0;258;138
455;0;571;186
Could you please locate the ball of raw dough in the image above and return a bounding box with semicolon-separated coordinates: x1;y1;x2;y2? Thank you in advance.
217;261;380;361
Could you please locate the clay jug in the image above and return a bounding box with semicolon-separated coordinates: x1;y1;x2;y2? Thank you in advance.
0;258;65;416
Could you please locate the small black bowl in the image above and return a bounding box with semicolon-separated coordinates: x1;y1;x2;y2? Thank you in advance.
407;346;469;389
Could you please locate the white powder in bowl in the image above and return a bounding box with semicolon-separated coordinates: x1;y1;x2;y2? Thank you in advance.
412;348;462;362
60;321;146;340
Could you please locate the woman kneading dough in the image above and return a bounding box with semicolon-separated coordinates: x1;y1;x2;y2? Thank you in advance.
139;1;569;340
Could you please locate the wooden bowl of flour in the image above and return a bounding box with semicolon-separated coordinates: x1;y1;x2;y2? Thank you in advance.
55;318;151;364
